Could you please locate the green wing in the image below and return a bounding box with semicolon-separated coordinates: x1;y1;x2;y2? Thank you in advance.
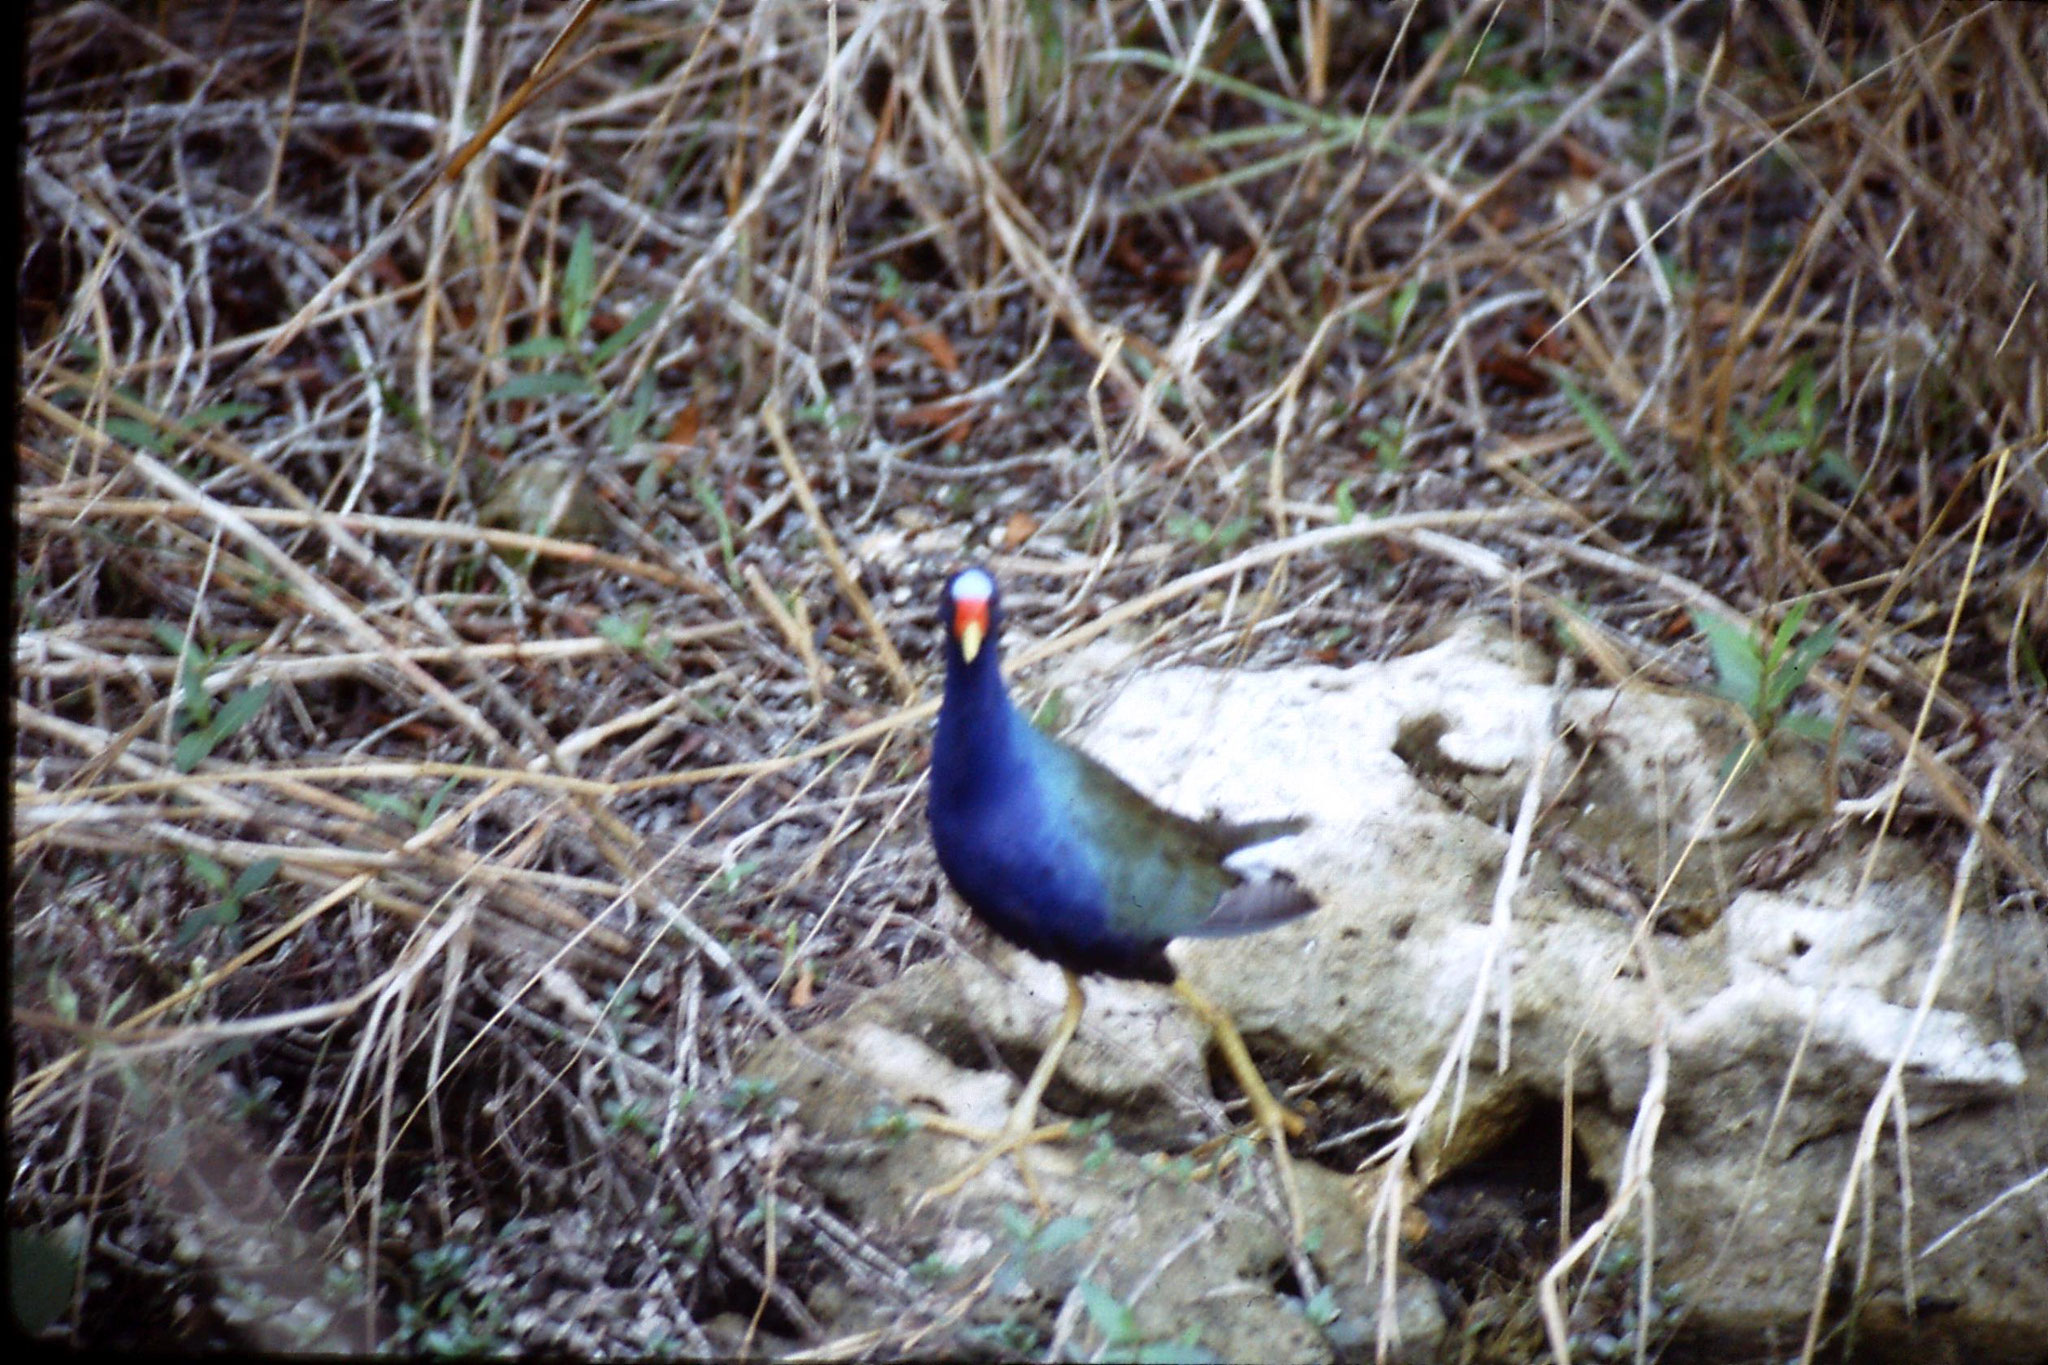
1035;732;1315;944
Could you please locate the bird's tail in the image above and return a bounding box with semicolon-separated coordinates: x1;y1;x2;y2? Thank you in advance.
1182;872;1318;938
1204;813;1308;852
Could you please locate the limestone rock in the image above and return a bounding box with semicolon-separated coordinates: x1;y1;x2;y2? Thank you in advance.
746;618;2046;1361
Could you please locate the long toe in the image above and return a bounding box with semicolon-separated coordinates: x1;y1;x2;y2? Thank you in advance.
1260;1108;1307;1242
917;1119;1074;1209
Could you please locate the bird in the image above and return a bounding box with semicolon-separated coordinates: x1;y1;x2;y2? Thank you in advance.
921;564;1318;1233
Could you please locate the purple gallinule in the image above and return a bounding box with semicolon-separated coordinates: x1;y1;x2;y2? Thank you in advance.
922;566;1317;1231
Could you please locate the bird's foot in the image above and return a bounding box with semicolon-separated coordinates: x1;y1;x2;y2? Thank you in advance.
1187;1094;1315;1167
911;1111;1073;1214
1252;1100;1307;1244
1183;1105;1309;1241
1172;979;1312;1241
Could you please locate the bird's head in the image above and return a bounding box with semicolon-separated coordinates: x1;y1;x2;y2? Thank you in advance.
942;565;1000;665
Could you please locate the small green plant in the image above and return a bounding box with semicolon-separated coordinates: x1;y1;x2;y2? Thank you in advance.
1731;356;1862;493
176;852;281;950
863;1104;918;1140
667;1219;709;1261
960;1317;1043;1355
1332;479;1359;524
602;1096;659;1139
717;858;762;896
597;609;675;663
12;1222;85;1337
1165;512;1256;560
393;1241;510;1355
1142;1151;1200;1183
721;1075;780;1114
689;476;740;584
907;1250;960;1284
793;397;857;431
1362;417;1408;473
1350;276;1430;347
1551;371;1641;486
1080;1122;1118;1173
1562;1239;1688;1362
354;775;461;832
1692;601;1837;748
490;223;665;452
990;1207;1092;1295
152;624;270;772
1079;1278;1220;1363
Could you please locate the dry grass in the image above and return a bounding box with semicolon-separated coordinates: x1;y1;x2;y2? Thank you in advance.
13;0;2046;1357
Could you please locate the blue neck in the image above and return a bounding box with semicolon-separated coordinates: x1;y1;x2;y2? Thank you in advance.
934;633;1026;807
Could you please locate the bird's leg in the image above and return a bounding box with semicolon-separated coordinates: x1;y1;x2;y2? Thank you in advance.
1173;978;1307;1239
918;970;1087;1211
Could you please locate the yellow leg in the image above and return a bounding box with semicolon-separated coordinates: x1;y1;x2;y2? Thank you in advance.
917;969;1087;1211
1174;978;1306;1239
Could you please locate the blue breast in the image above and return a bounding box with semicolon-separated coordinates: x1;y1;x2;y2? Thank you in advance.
930;661;1176;980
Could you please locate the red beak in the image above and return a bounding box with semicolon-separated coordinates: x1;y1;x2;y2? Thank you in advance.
954;597;989;663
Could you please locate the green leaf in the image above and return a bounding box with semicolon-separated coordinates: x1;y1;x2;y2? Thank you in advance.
1780;711;1836;743
1766;621;1836;715
173;731;216;772
608;370;659;452
1303;1284;1339;1327
1766;599;1811;671
230;856;282;901
46;970;80;1026
719;858;761;894
1553;372;1639;483
173;903;225;948
418;774;462;829
996;1205;1038;1247
1365;418;1407;472
150;621;191;659
489;372;598;402
154;623;216;728
1031;1214;1091;1256
1132;1337;1220;1365
1079;1279;1140;1346
1387;277;1421;344
1333;479;1357;524
692;476;736;571
189;401;266;427
1212;516;1256;549
184;851;231;894
11;1227;82;1335
104;415;175;454
501;334;568;361
1691;609;1761;710
355;791;420;822
1814;446;1863;492
1086;47;1354;134
562;223;597;344
596;613;645;650
591;301;664;367
208;682;271;742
